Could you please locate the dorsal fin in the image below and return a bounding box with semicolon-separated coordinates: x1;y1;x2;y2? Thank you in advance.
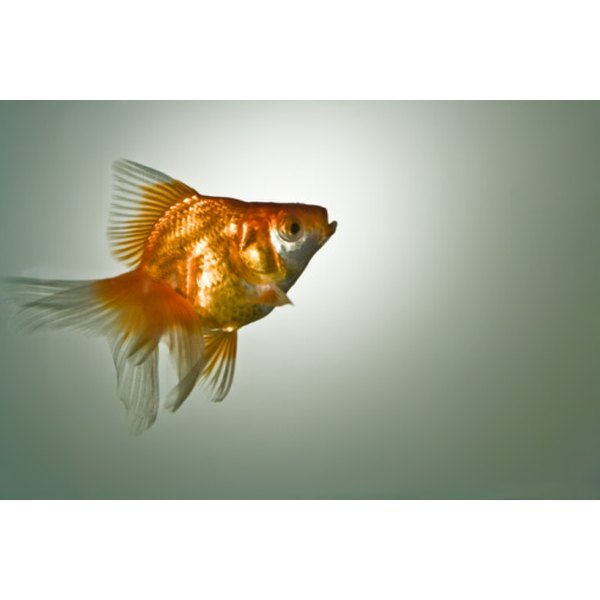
109;159;200;267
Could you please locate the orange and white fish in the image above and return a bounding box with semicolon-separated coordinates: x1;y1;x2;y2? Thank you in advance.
9;160;337;432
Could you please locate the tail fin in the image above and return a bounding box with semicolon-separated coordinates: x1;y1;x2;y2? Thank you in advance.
5;269;204;433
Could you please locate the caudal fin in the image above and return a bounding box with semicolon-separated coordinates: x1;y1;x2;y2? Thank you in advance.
5;269;204;433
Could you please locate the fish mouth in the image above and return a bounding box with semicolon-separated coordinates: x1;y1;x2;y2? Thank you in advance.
319;220;337;247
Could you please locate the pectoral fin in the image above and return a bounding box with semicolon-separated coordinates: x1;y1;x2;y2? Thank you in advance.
254;285;293;307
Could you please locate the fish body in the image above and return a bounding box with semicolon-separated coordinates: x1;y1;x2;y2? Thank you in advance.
10;160;336;432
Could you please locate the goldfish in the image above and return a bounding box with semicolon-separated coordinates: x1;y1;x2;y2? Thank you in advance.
8;160;337;432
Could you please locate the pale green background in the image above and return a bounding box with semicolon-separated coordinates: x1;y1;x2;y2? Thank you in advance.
0;101;599;499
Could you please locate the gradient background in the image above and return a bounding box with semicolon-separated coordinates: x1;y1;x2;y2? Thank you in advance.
0;101;598;499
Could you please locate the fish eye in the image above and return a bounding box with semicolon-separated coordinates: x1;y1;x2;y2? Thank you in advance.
279;217;303;242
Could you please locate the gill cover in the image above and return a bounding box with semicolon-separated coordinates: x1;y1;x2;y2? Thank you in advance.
236;220;286;283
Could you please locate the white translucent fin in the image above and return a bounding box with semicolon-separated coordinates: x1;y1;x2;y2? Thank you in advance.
110;335;159;434
164;323;205;412
5;277;116;334
200;329;238;403
110;159;200;267
5;271;206;433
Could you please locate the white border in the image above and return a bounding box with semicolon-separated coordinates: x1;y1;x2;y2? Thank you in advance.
1;1;599;99
1;501;599;599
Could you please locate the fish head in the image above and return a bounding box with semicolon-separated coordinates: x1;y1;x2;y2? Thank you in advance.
234;202;336;288
268;203;337;289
